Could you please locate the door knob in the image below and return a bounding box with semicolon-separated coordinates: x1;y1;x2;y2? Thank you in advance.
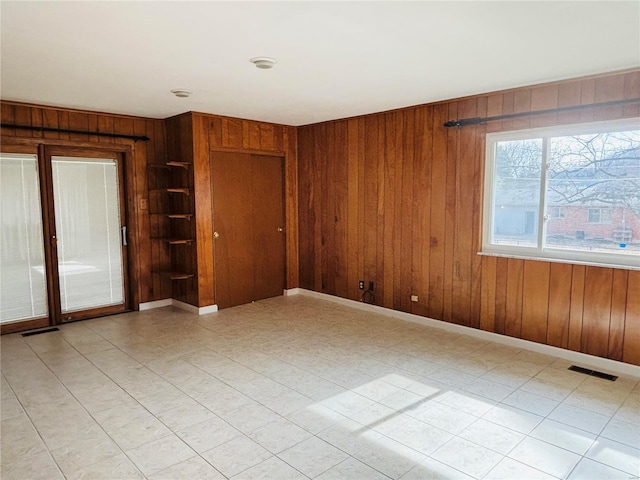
277;227;284;232
213;231;220;239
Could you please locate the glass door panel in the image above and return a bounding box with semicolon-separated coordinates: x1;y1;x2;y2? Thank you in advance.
0;153;48;324
51;156;124;313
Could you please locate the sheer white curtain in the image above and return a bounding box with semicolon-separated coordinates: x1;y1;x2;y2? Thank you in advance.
0;153;48;323
52;156;124;313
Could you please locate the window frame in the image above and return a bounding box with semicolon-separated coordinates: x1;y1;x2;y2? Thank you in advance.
482;118;640;270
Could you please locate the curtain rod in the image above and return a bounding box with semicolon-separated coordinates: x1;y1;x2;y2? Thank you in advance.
443;97;640;128
1;123;150;142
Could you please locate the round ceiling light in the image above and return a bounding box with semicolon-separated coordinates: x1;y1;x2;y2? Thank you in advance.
250;57;276;69
171;89;192;98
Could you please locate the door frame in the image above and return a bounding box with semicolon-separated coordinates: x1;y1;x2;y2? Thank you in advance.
0;138;139;332
43;146;130;323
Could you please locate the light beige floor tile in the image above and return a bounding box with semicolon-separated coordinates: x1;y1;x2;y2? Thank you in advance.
201;435;272;477
425;367;478;388
317;418;383;455
431;436;503;479
65;452;145;480
0;394;24;420
530;419;597;455
92;401;150;430
126;434;197;476
156;401;217;432
354;435;426;479
567;457;631;480
318;457;389;480
400;457;474;480
484;457;558;480
379;389;426;412
231;456;308;480
259;388;315;416
279;436;349;478
105;414;172;451
508;437;581;478
600;418;640;449
137;386;196;415
415;402;477;434
1;450;64;480
502;389;559;416
548;403;610;435
149;456;226;480
0;415;48;460
218;401;282;433
520;377;575;401
458;418;525;455
387;417;453;456
176;416;241;453
435;390;496;416
320;390;375;417
248;417;312;454
285;404;347;434
464;378;515;402
585;437;640;476
353;379;401;402
483;404;544;434
51;436;123;475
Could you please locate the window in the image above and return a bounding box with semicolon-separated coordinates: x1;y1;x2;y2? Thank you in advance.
550;207;564;219
588;208;612;224
483;119;640;269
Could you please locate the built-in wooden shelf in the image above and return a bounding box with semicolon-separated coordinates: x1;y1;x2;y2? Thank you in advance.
151;238;194;245
148;161;191;169
149;188;190;195
149;213;193;220
153;271;195;280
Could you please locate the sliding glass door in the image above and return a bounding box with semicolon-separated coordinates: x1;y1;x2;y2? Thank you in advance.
0;151;49;329
0;146;129;332
50;152;127;320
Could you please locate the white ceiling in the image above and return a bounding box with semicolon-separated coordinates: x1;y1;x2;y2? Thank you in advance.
1;1;639;126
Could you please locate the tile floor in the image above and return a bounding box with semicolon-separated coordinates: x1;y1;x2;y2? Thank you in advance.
1;295;639;480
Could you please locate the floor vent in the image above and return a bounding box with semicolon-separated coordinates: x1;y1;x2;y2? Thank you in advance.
21;327;60;337
568;365;617;381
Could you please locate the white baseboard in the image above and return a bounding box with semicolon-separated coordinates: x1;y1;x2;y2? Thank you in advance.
139;299;172;311
172;299;218;315
284;288;302;296
138;298;218;315
294;289;640;379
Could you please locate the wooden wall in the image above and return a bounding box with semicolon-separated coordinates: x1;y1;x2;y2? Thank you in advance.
0;101;168;307
298;70;640;366
167;112;299;307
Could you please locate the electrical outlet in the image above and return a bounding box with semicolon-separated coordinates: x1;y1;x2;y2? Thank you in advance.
359;280;365;290
411;295;419;302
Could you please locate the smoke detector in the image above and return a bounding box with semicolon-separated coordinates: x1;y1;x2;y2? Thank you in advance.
250;57;276;69
171;89;192;98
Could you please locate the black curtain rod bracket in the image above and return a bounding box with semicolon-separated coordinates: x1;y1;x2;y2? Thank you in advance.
444;97;640;128
1;123;150;142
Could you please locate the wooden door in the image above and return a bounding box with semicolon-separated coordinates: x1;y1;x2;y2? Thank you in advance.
211;152;285;309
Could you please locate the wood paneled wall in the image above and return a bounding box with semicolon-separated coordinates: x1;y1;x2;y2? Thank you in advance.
166;112;299;307
0;101;168;306
298;70;640;366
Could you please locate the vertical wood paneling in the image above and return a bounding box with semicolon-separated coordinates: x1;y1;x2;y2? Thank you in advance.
296;70;639;365
521;261;550;343
547;263;572;348
623;271;640;365
428;104;448;319
582;267;613;357
608;270;628;361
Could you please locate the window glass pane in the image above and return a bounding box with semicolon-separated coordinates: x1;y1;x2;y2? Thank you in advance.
0;153;48;323
545;130;640;255
52;157;124;313
491;139;542;247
